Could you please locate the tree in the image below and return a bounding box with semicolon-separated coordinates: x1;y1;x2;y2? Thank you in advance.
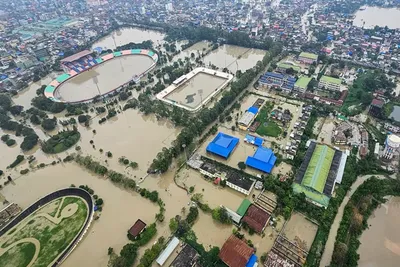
169;217;178;232
9;105;24;116
41;118;57;131
78;115;90;124
238;161;246;170
186;207;199;225
332;242;348;265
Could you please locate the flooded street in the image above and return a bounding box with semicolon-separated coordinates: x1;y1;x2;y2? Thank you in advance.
56;55;154;102
204;45;265;73
353;7;400;29
91;27;165;50
358;197;400;267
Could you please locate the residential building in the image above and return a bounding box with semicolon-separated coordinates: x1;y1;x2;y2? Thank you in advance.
242;204;270;233
294;76;312;93
259;72;297;93
298;52;318;64
318;75;341;91
219;235;256;267
382;134;400;160
128;219;147;239
226;172;255;196
276;62;301;73
369;98;385;117
170;244;200;267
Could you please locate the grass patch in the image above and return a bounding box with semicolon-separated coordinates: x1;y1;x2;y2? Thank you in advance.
0;197;88;267
42;130;80;154
0;242;36;267
255;103;282;137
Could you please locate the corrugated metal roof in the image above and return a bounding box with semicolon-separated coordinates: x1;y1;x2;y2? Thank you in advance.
156;237;180;266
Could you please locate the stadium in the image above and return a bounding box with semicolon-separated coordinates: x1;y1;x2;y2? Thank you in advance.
45;49;158;103
292;141;347;208
0;188;94;267
156;67;233;112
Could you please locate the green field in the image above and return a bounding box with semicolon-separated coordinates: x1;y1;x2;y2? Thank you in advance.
255;103;282;137
0;197;89;267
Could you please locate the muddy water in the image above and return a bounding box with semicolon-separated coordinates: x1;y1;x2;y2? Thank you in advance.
358;197;400;267
12;73;59;108
203;45;266;72
91;27;165;50
56;55;154;102
165;73;227;109
282;212;318;251
353;7;400;29
0;164;159;267
79;109;180;179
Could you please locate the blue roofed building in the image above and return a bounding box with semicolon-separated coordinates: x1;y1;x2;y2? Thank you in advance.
259;72;296;93
245;147;277;173
238;106;259;130
246;254;258;267
206;132;239;159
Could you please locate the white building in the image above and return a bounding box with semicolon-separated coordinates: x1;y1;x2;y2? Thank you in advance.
165;3;174;12
318;75;341;91
382;134;400;160
226;172;255;196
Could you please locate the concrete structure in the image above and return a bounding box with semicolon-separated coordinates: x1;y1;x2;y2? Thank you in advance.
318;75;341;91
206;132;239;159
226;172;255;196
170;244;199;267
277;62;301;73
294;76;312;93
382;134;400;159
245;147;277;173
298;52;318;64
238;106;259;130
259;72;297;93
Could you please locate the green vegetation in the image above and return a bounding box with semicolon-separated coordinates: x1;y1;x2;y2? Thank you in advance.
1;134;16;147
332;178;400;266
8;155;24;169
341;70;396;116
127;223;157;245
0;197;88;267
42;130;80;154
41;117;57;131
255;103;282;137
212;207;232;224
0;242;36;267
137;237;165;267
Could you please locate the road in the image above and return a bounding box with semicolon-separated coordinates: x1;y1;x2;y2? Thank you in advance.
319;174;388;266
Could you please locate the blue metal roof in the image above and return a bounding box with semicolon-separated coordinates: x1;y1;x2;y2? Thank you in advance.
206;132;239;159
265;72;284;79
248;106;258;114
246;254;258;267
245;147;276;173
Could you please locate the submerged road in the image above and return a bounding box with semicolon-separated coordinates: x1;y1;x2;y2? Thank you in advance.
319;174;388;266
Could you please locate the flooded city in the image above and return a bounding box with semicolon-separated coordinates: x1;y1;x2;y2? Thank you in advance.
358;197;400;267
353;6;400;29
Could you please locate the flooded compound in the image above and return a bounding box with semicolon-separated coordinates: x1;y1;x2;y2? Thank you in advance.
91;27;165;50
157;68;233;112
358;197;400;267
353;6;400;29
282;212;318;252
55;55;155;103
0;164;159;267
203;45;266;73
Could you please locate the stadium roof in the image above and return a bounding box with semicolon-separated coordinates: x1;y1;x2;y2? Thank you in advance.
242;205;270;233
295;76;312;89
237;199;252;216
219;235;254;267
292;183;331;207
245;147;277;173
60;50;92;62
299;52;318;60
206;132;239;159
320;75;341;85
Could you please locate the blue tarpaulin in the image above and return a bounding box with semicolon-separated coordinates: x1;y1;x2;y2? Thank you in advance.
246;254;258;267
206;132;239;159
248;106;258;114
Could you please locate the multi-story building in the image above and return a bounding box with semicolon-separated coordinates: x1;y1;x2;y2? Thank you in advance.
294;76;312;93
382;134;400;160
318;75;341;91
259;72;296;93
225;172;255;196
298;52;318;65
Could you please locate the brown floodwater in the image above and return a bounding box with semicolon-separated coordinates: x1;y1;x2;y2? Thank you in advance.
55;55;154;102
203;45;266;72
165;72;228;109
91;27;165;50
358;197;400;267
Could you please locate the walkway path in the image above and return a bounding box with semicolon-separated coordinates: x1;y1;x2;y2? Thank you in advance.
320;175;388;266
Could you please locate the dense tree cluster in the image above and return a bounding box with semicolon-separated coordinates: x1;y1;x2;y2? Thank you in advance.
42;129;80;154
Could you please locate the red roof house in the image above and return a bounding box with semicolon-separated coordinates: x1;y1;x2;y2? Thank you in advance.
242;205;270;233
128;219;147;238
219;235;254;267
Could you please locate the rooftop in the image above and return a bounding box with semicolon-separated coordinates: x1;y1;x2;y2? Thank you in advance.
371;98;384;108
227;172;254;191
245;147;277;173
60;50;92;62
219;235;254;267
237;199;252;216
128;219;146;237
277;62;301;72
170;244;200;267
206;132;239;159
242;205;270;233
320;75;341;85
299;52;318;60
294;76;312;89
